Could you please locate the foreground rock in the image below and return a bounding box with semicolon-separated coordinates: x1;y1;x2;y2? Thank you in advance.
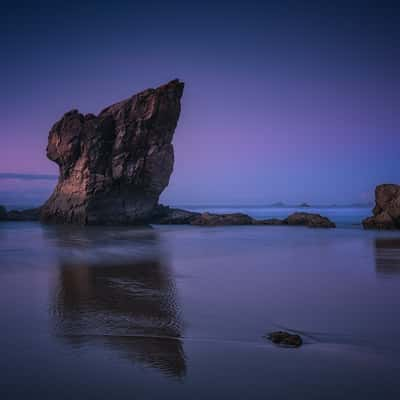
266;331;303;348
284;212;336;228
151;207;336;228
40;80;184;225
363;184;400;229
0;206;40;221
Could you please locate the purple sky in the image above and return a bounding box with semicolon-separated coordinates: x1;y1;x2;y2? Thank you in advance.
1;0;399;207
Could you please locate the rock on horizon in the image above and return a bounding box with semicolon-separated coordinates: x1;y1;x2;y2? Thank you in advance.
41;79;184;224
363;184;400;229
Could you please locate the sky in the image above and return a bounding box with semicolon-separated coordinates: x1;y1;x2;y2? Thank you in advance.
1;0;399;207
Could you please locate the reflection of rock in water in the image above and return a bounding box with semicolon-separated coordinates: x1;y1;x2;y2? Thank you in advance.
50;226;185;378
375;238;400;276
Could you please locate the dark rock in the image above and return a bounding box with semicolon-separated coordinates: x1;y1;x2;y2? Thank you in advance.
298;202;311;208
149;207;336;228
285;212;336;228
363;184;400;229
150;205;200;224
0;205;6;220
0;206;41;222
40;80;184;225
5;208;41;221
190;212;254;226
0;205;41;221
266;331;303;348
150;206;254;226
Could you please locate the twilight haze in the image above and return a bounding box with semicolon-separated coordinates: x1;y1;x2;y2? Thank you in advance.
1;0;399;207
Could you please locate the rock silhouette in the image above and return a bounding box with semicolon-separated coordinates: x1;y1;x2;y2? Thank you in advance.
151;206;336;228
40;80;184;224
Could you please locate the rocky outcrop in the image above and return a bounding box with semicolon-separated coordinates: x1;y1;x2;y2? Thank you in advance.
0;206;40;221
150;207;335;228
150;205;201;224
266;331;303;348
40;80;184;225
284;212;336;228
150;207;254;225
0;205;6;220
363;184;400;229
190;212;254;226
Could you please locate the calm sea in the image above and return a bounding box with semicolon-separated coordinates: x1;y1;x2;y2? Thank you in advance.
1;207;399;399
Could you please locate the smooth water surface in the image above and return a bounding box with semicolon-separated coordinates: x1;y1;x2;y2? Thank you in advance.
1;220;400;399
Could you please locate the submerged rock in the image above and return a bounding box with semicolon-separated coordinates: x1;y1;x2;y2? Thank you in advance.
284;212;336;228
40;79;184;225
363;184;400;229
266;331;303;348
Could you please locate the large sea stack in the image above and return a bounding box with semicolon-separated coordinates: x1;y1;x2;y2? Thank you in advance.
40;80;184;224
363;184;400;229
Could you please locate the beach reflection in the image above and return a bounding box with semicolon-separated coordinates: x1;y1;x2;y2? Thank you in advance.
375;238;400;276
48;226;186;378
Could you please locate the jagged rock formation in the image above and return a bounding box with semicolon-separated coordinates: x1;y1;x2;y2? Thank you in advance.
40;80;184;224
363;184;400;229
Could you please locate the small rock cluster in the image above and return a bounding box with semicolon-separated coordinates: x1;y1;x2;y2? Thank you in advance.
151;206;336;228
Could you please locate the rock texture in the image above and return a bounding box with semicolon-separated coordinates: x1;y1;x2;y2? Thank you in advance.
363;184;400;229
40;80;184;225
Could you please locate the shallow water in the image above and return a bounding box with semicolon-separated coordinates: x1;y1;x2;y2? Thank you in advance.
1;220;400;399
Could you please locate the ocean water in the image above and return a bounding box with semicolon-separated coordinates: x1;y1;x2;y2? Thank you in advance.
1;209;400;399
